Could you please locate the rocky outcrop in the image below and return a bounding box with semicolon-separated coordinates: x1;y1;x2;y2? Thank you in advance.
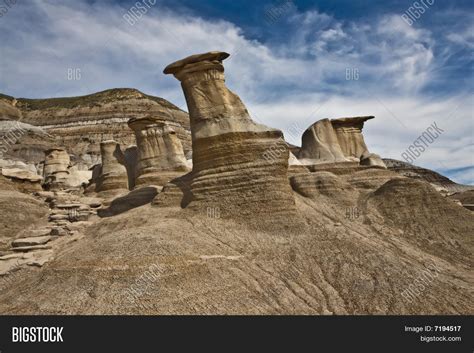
128;116;189;187
383;158;473;194
0;95;22;121
163;51;298;222
290;171;356;199
1;167;43;192
298;118;348;164
368;178;473;264
6;89;192;169
43;148;70;189
0;184;49;249
298;116;386;169
331;116;372;159
96;140;128;192
0;120;55;164
360;151;386;168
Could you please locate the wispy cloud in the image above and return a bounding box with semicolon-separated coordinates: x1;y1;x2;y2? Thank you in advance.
0;0;472;184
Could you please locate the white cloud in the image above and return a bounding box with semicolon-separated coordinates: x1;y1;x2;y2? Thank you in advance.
0;0;471;184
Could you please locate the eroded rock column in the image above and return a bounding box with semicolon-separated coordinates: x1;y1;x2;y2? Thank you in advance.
298;119;349;165
128;116;189;187
331;116;386;168
43;148;70;189
163;51;297;220
96;140;128;192
297;116;386;169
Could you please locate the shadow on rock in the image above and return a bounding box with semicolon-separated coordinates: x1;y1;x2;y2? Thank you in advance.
98;186;159;217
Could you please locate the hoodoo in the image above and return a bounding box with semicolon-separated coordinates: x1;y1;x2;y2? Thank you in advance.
96;140;129;192
128;116;189;187
43;147;70;189
298;116;386;169
163;51;298;220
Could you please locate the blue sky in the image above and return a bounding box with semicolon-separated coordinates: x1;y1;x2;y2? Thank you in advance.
0;0;472;183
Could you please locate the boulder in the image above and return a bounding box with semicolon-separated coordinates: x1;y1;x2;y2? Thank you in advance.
12;236;52;248
1;168;42;182
360;151;386;168
1;167;43;192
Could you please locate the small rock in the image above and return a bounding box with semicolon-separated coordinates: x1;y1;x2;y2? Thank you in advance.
49;214;69;221
0;253;24;261
23;229;52;238
34;191;55;199
55;203;82;209
12;245;53;252
12;236;53;248
50;227;68;236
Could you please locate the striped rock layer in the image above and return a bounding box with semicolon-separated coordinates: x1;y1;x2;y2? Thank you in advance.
163;52;298;223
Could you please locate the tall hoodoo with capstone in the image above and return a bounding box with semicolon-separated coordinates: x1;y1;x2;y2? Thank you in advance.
163;51;298;220
96;140;129;192
128;116;189;187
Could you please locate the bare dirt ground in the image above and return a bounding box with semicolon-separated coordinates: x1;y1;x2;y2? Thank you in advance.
0;174;472;315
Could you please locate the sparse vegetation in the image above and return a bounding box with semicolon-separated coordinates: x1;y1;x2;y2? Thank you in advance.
3;88;182;112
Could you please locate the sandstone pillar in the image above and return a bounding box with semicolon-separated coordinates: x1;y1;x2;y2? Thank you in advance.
96;140;128;192
128;116;189;187
331;116;372;159
298;116;386;169
163;51;297;220
298;119;349;164
331;116;386;168
43;147;70;189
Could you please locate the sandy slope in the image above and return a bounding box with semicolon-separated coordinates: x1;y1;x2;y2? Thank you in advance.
0;174;472;315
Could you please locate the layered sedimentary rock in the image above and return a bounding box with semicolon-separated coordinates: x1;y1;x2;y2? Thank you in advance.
383;158;473;194
43;148;70;189
128;116;189;187
163;51;298;220
298;118;349;165
0;120;55;164
96;140;128;192
43;148;70;179
298;116;386;169
331;116;372;159
290;171;356;199
1;167;43;192
0;95;22;121
5;89;192;168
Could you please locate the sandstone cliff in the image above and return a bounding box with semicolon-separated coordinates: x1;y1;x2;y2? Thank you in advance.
2;89;191;167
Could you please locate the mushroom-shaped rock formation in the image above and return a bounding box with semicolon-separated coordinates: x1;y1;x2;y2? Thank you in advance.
163;51;298;221
128;116;189;187
298;116;386;169
96;140;128;192
331;116;372;159
298;118;349;165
